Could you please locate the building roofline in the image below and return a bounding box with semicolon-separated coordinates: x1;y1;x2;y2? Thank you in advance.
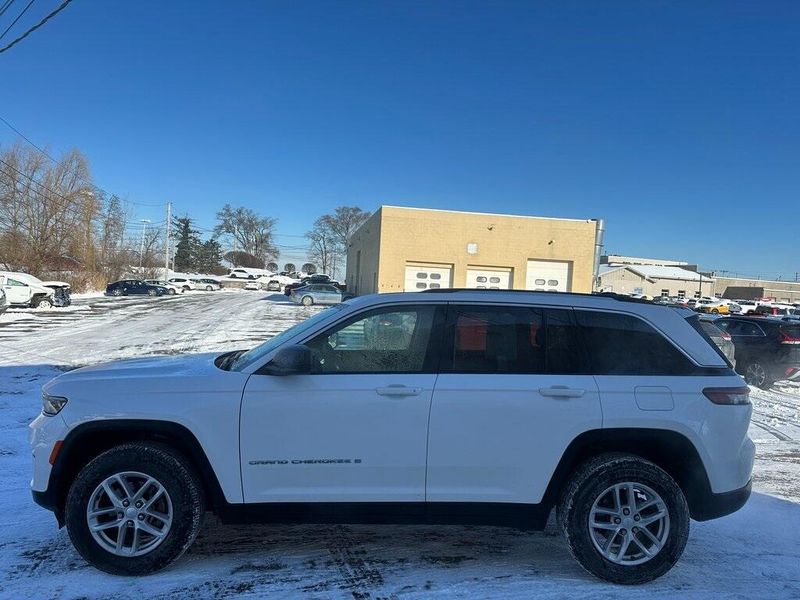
379;204;598;224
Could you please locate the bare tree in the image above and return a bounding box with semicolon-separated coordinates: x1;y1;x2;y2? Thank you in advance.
305;206;370;278
214;204;279;265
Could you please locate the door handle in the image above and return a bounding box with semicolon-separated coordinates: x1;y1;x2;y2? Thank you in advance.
539;386;585;398
376;385;421;397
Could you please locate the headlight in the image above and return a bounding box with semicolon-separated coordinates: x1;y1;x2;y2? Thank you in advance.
42;393;68;416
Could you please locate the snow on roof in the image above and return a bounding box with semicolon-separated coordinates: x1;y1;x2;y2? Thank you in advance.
599;264;713;282
626;264;713;282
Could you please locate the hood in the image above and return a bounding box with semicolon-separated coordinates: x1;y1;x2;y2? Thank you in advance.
46;352;220;387
41;280;71;289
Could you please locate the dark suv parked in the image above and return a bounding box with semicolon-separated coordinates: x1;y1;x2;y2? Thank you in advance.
715;316;800;388
105;280;167;297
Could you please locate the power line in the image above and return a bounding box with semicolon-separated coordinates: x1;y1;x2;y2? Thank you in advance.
0;113;164;208
0;0;34;42
0;0;17;18
0;0;73;55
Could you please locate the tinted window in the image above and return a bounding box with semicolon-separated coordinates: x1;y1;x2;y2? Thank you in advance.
574;310;694;375
719;320;764;336
444;306;582;374
305;306;437;373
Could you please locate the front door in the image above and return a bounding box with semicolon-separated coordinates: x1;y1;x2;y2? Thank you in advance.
427;304;601;504
240;304;443;503
1;276;32;305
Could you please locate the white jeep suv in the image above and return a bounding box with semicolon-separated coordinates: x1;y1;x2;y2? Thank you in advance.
30;290;753;583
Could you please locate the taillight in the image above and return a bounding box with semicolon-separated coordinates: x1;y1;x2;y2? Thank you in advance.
703;386;750;405
780;331;800;345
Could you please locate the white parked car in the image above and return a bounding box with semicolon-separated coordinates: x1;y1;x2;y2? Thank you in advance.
144;280;184;295
244;281;261;291
0;271;58;308
192;278;221;291
227;268;269;280
167;277;201;291
31;290;753;584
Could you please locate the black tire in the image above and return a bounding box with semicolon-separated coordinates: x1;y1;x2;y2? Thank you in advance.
558;453;689;585
148;289;157;297
168;288;176;295
205;285;213;291
301;295;313;306
112;288;123;297
65;442;205;575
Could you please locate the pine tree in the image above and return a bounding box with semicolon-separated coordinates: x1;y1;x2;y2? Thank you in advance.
172;216;201;271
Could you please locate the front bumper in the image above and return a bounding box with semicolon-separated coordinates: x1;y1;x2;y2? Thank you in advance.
691;479;752;521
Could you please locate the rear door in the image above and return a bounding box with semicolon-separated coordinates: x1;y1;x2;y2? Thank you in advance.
427;303;601;503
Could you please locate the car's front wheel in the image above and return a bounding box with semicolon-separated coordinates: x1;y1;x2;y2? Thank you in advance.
168;288;176;295
34;297;53;309
205;285;213;291
112;288;123;297
148;289;157;297
301;295;313;306
65;442;204;575
558;453;689;584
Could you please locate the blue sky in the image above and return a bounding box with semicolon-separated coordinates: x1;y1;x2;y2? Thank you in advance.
1;0;799;275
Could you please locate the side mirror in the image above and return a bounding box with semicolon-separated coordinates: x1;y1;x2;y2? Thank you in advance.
261;344;312;376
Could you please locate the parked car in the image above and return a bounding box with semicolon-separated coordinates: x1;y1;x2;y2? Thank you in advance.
191;278;220;291
244;281;261;291
264;279;281;292
284;275;343;296
105;280;167;297
715;316;800;388
167;277;197;291
0;271;58;308
31;290;752;583
697;314;736;367
144;280;183;295
290;283;344;306
735;300;761;315
696;300;730;315
227;268;269;279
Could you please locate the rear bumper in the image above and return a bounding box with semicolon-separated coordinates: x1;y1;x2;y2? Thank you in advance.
691;479;752;521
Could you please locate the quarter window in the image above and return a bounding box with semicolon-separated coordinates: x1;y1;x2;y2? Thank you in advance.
574;310;694;375
305;306;438;373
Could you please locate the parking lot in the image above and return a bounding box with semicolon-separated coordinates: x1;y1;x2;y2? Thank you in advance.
1;291;799;599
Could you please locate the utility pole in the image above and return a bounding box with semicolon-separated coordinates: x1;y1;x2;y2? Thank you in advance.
164;202;172;282
138;219;151;271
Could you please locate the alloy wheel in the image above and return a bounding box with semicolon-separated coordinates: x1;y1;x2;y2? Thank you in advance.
588;482;670;566
86;471;173;557
745;363;766;387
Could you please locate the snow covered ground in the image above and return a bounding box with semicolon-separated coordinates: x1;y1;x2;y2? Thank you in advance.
0;291;798;599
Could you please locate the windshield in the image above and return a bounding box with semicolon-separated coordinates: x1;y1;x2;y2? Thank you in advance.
230;304;346;371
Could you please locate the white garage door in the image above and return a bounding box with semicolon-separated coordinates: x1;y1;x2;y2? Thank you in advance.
525;260;570;292
466;268;512;290
404;265;453;292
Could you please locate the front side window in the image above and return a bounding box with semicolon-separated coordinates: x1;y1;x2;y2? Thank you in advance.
443;306;582;374
574;310;694;375
8;278;26;287
305;306;438;373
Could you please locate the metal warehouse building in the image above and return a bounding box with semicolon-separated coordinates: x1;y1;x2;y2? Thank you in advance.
597;264;714;299
345;205;603;295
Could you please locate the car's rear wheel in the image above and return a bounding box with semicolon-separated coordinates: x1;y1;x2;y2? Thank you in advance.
711;308;719;314
744;361;772;389
112;288;123;297
558;453;689;584
167;288;176;295
205;285;213;291
148;289;157;297
301;295;313;306
65;443;204;575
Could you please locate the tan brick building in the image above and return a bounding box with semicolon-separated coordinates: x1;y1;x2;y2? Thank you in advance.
346;206;602;295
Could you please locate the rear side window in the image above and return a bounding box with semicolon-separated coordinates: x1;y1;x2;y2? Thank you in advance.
574;310;694;376
443;306;582;374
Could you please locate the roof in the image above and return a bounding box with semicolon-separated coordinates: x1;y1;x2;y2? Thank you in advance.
599;264;713;283
380;205;598;224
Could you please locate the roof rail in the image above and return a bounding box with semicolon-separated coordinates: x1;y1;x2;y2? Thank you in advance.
418;288;655;304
